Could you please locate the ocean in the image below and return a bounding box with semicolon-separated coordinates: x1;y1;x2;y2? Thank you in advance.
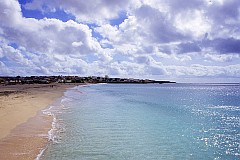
39;83;240;160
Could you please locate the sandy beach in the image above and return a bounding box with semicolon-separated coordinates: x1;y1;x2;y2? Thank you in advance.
0;84;77;160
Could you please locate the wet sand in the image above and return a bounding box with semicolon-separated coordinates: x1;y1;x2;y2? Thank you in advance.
0;84;78;160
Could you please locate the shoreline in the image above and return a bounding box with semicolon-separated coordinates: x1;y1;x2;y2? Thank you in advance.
0;84;79;160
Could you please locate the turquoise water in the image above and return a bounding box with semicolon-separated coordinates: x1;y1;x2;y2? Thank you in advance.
40;84;240;160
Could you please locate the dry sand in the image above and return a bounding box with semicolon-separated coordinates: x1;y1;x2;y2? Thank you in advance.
0;84;78;160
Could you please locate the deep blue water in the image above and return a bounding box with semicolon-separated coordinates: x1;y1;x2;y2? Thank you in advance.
40;83;240;160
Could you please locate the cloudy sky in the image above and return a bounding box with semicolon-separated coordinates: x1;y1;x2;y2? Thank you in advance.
0;0;240;82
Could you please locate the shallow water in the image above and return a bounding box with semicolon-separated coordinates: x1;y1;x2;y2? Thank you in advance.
40;83;240;160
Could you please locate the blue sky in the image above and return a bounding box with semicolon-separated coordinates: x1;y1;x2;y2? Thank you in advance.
0;0;240;82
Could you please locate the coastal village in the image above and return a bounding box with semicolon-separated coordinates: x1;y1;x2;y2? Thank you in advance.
0;75;175;85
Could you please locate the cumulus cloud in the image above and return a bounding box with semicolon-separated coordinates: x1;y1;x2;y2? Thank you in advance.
0;44;30;66
0;0;102;53
0;0;105;75
134;5;186;43
174;10;211;39
24;0;134;24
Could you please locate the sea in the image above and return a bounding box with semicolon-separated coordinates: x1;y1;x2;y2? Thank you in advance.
39;83;240;160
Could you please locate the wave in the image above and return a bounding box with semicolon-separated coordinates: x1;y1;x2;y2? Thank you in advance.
207;105;240;111
35;96;71;160
35;147;46;160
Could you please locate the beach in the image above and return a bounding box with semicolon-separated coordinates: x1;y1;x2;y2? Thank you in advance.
0;84;77;160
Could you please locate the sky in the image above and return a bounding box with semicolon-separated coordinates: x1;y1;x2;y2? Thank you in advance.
0;0;240;83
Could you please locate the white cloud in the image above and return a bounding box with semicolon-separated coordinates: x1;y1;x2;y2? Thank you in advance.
0;43;32;66
0;0;107;76
0;0;22;27
167;64;240;77
0;0;102;56
72;41;83;47
175;10;211;38
95;24;120;42
204;53;239;62
24;0;135;24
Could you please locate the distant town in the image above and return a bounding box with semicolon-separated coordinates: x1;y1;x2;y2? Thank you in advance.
0;75;175;85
